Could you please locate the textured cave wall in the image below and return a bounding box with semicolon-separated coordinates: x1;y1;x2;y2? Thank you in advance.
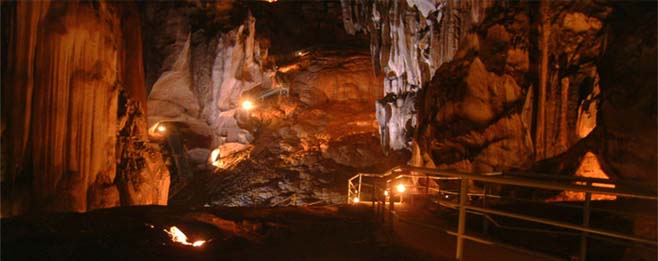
596;2;657;183
1;1;169;217
143;2;264;153
285;50;383;106
342;0;491;151
342;0;656;185
142;1;371;174
171;51;405;207
142;1;402;206
415;1;611;172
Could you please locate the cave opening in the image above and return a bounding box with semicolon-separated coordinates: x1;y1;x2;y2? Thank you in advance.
1;0;656;260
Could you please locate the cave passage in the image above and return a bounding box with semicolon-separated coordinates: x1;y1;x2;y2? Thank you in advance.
1;0;656;260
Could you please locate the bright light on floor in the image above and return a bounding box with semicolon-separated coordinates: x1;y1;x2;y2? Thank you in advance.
396;184;406;193
241;100;254;110
353;197;360;203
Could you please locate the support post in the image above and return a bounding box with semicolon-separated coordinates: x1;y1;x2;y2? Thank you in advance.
425;175;430;195
456;178;469;260
347;180;352;204
357;175;363;202
580;184;592;261
389;186;395;215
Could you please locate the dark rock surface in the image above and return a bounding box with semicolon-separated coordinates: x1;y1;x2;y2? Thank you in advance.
1;205;429;260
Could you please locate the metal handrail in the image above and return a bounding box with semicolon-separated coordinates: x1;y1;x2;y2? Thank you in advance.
403;166;657;200
347;165;658;260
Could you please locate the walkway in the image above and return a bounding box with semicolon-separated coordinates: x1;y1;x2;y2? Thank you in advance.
391;202;555;261
361;199;557;261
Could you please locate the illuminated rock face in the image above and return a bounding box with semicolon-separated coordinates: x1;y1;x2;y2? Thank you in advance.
287;51;383;106
1;1;169;216
170;52;407;206
342;0;491;151
343;1;656;184
144;4;264;149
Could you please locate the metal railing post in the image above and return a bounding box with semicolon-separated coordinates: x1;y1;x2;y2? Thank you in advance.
358;174;363;202
580;183;592;261
456;177;469;260
347;180;352;204
389;185;395;216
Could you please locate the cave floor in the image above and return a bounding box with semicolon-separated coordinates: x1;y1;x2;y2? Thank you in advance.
1;205;431;260
3;201;652;260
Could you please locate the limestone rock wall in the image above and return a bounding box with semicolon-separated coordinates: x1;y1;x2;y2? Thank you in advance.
171;51;406;207
596;2;657;183
342;0;491;150
343;0;657;185
144;3;263;150
1;1;169;217
285;50;383;106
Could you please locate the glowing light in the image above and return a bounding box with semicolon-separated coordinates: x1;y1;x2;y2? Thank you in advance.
157;125;166;133
210;148;223;167
384;190;389;196
210;149;220;162
396;184;406;193
241;100;254;111
297;51;303;56
164;226;206;247
353;197;360;203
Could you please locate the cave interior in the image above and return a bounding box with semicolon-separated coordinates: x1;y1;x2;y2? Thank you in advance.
1;0;657;260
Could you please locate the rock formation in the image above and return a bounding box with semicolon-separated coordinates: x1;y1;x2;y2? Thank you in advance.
342;0;491;151
1;1;169;217
141;1;394;206
144;2;262;149
342;0;657;186
170;50;406;207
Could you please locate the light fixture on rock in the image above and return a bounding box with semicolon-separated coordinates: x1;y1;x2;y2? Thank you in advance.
241;100;255;111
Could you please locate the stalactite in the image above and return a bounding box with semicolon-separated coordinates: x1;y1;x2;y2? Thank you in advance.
1;1;169;217
341;0;491;151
